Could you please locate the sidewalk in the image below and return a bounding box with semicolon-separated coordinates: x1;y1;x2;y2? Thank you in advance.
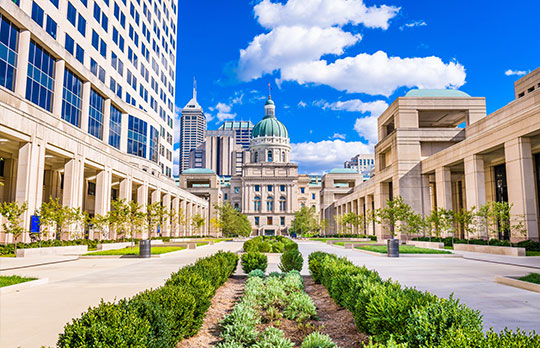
452;250;540;270
0;241;243;348
0;255;79;271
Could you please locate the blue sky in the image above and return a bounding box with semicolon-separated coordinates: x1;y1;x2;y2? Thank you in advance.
174;0;540;175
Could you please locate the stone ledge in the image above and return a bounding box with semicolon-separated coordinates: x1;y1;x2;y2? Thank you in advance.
495;275;540;293
454;244;526;256
353;248;462;258
0;278;49;295
406;241;445;249
79;255;161;259
16;245;88;258
97;242;134;251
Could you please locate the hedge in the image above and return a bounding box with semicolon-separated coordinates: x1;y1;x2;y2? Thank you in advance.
58;251;238;348
243;236;297;253
308;252;539;347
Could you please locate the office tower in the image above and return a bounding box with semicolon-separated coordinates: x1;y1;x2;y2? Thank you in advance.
179;84;206;173
217;121;254;149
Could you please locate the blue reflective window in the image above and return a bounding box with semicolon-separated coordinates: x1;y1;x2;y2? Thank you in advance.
49;0;59;7
88;89;104;139
90;58;98;75
91;30;99;50
31;2;44;26
0;14;19;91
127;115;147;158
79;0;87;6
77;14;86;36
149;125;158;162
61;69;82;127
93;3;101;21
65;34;74;54
67;3;77;25
75;44;84;63
26;41;55;111
45;16;57;39
100;40;107;58
108;105;122;149
101;14;108;31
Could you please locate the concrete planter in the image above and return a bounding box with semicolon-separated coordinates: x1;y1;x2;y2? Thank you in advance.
495;276;540;293
16;245;88;257
97;242;133;251
0;278;48;295
406;241;445;249
326;238;371;245
453;243;525;256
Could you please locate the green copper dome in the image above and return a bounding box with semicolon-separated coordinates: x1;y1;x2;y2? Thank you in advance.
251;115;289;138
265;98;275;105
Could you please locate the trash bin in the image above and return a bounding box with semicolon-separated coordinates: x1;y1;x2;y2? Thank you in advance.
139;240;151;258
387;238;399;258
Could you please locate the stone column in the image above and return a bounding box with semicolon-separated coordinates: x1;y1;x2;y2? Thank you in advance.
186;202;192;236
181;199;187;236
137;183;148;239
366;195;374;237
163;193;171;236
421;174;432;217
15;141;46;242
119;177;132;201
93;167;111;240
504;137;539;241
80;82;91;131
435;167;453;210
172;197;180;236
52;60;65;117
102;99;111;144
120;113;129;152
62;157;85;209
14;30;31;98
374;183;387;239
464;154;486;210
150;190;160;237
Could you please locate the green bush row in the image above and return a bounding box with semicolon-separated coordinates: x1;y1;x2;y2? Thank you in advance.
308;252;539;347
412;237;540;251
279;248;304;272
58;251;238;348
243;236;298;253
241;252;268;273
309;234;378;241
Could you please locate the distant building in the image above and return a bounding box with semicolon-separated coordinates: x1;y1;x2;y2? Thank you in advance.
218;121;254;149
179;85;206;173
344;154;375;174
189;129;244;176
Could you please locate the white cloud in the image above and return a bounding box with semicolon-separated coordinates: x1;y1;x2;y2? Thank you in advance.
254;0;399;30
400;20;427;30
282;51;466;96
297;101;307;108
505;69;527;76
354;116;378;144
291;140;373;174
324;99;388;116
214;102;236;122
331;133;346;140
238;26;360;81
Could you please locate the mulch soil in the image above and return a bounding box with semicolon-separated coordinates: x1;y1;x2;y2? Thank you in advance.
177;275;368;347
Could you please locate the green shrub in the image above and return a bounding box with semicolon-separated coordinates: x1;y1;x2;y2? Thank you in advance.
406;296;483;347
363;336;408;348
283;292;317;322
241;252;268;273
219;300;260;345
253;327;293;348
248;269;266;279
242;236;297;253
58;299;151;347
301;332;337;348
279;248;304;272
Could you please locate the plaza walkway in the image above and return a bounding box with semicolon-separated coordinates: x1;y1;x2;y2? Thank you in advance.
0;242;243;348
297;241;540;333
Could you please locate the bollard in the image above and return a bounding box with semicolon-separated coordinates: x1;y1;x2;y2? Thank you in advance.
139;240;151;258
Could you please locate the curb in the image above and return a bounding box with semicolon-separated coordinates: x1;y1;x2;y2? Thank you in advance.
0;278;49;295
79;255;160;259
494;275;540;293
352;248;462;258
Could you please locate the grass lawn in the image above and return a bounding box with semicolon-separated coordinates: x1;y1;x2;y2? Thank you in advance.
356;245;452;254
526;251;540;256
84;246;186;256
309;238;343;242
0;275;37;288
519;273;540;284
334;241;376;246
0;254;15;257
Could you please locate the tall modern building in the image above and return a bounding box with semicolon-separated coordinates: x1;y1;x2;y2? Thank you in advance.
344;154;375;173
179;85;206;173
217;121;254;149
0;0;209;242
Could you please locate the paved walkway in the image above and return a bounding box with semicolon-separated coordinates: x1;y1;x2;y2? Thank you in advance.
0;242;243;348
297;241;540;333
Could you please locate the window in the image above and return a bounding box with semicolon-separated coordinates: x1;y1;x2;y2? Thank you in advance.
234;187;239;194
266;198;273;212
280;185;285;192
234;203;239;210
254;152;258;162
279;197;286;212
93;2;101;21
88;89;104;139
49;0;59;7
281;151;285;162
254;185;260;192
77;14;86;36
109;105;122;149
280;217;285;226
267;217;272;225
127;115;147;158
300;187;305;194
92;30;99;50
268;185;272;192
312;193;316;200
61;69;82;127
87;182;96;196
31;2;44;26
26;41;55;112
79;0;87;6
75;45;84;63
45;16;57;39
0;14;19;91
149;125;159;162
254;196;261;212
65;34;75;54
267;150;272;162
67;2;77;26
224;193;228;200
254;216;259;226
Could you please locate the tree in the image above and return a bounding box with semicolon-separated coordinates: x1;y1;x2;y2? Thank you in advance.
37;198;74;243
0;201;27;252
215;202;251;237
426;207;454;241
127;201;145;247
90;213;110;240
209;217;221;236
291;206;319;236
237;214;252;237
402;212;428;241
375;196;413;239
145;202;160;238
454;207;476;242
177;207;187;236
168;208;178;236
341;212;364;236
191;213;205;235
109;199;129;240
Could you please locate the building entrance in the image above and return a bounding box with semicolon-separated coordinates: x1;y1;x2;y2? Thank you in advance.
264;229;275;236
494;164;509;240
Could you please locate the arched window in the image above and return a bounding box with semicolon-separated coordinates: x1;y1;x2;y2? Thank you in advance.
281;151;285;162
254;152;258;162
267;197;274;212
234;203;239;210
254;196;261;212
279;197;286;212
267;150;273;162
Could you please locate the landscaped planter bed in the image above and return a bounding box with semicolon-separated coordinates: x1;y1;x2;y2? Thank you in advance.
495;275;540;293
15;245;88;257
355;244;452;255
453;243;526;256
96;242;134;251
405;240;445;249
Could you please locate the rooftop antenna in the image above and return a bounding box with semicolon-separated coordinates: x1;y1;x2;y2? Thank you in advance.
268;82;271;100
193;77;197;99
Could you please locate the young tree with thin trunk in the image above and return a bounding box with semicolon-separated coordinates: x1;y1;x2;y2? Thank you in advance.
191;213;205;236
375;196;413;239
0;201;27;253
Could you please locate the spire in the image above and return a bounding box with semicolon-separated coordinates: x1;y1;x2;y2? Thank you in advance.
268;82;272;100
193;77;197;100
